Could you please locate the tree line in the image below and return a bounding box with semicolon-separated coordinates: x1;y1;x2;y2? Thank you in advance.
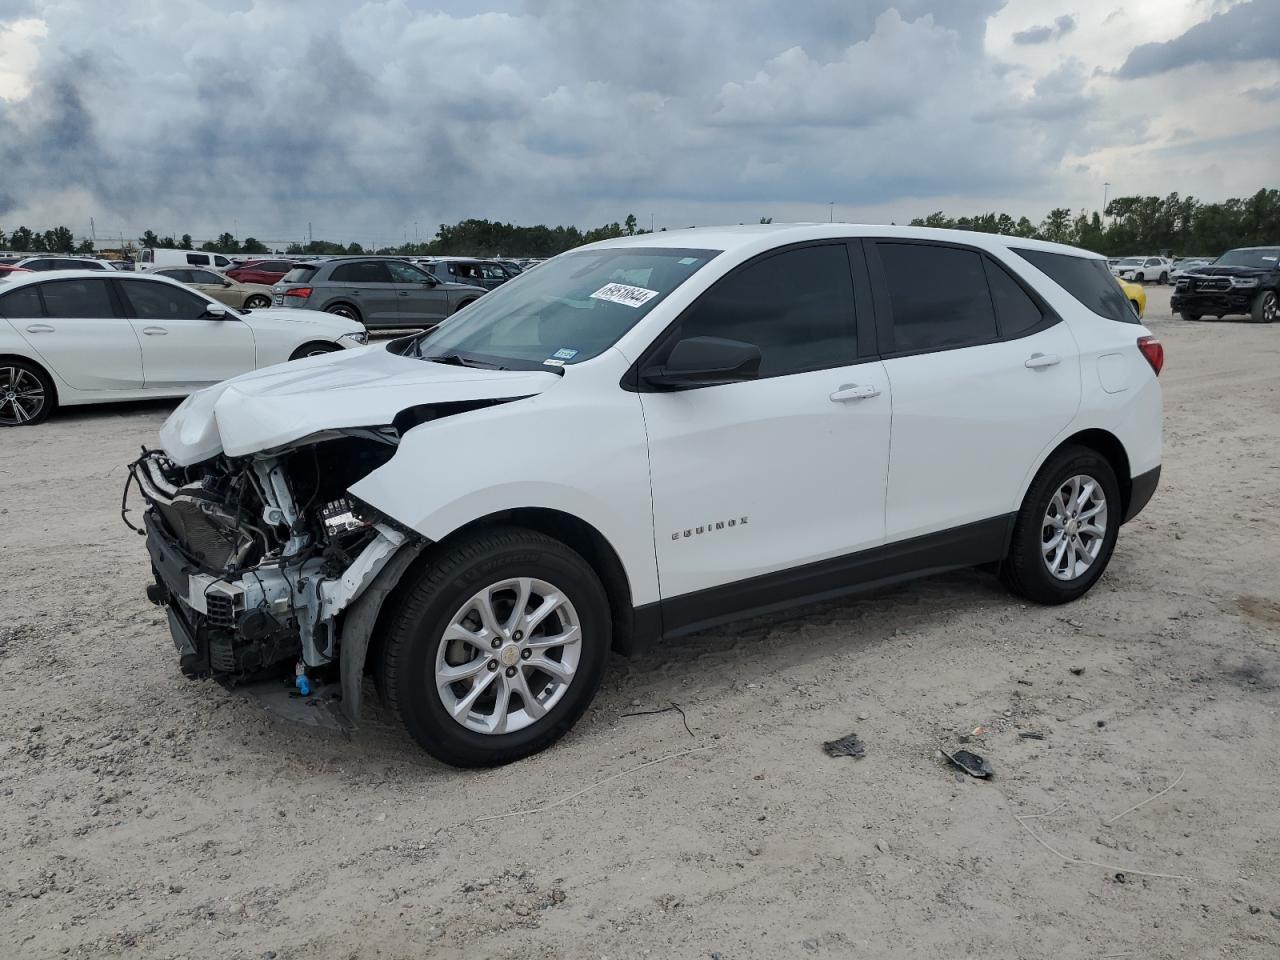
5;191;1276;260
909;188;1279;256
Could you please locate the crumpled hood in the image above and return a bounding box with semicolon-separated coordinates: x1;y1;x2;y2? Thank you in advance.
159;344;560;465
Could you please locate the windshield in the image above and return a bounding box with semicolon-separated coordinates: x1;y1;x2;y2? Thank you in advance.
411;247;717;369
1214;248;1280;269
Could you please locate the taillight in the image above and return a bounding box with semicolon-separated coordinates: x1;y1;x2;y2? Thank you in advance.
1137;336;1163;376
284;287;313;299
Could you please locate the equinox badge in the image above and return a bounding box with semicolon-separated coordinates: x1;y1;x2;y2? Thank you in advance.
672;517;748;540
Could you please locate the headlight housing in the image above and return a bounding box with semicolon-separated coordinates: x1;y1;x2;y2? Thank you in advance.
339;331;369;346
1230;277;1259;289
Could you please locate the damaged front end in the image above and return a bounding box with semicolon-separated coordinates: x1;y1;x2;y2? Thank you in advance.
127;430;420;719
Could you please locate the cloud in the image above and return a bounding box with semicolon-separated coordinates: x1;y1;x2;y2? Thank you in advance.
1012;13;1077;45
1245;82;1280;102
1117;0;1280;78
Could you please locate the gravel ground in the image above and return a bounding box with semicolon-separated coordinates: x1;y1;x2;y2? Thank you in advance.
3;289;1279;959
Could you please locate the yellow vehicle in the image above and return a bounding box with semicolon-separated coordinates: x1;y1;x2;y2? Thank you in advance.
1118;277;1146;319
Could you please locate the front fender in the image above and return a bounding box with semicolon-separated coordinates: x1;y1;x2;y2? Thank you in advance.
348;350;659;607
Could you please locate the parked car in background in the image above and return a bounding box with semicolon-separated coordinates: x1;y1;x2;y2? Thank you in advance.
273;257;487;329
149;266;276;310
1169;258;1212;281
420;257;518;290
1116;278;1146;318
1113;256;1172;284
139;248;236;270
225;259;298;286
0;264;31;276
0;270;368;426
135;224;1163;767
13;255;118;272
1171;246;1280;323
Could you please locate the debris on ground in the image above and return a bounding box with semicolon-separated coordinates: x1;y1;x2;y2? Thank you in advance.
822;732;866;759
1018;731;1046;740
941;748;993;779
1070;665;1085;675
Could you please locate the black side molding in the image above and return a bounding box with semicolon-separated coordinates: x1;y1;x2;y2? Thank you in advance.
1123;465;1160;524
658;514;1015;640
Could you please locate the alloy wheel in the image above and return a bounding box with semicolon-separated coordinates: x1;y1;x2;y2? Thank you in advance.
434;577;582;735
1041;474;1108;581
1264;292;1278;323
0;366;46;426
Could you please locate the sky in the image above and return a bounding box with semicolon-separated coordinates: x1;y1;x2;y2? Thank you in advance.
0;0;1277;248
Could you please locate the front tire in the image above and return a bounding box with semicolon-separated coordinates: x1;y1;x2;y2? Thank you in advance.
378;527;611;768
1001;445;1120;605
1251;290;1277;324
244;294;271;309
0;359;55;426
1158;271;1168;284
1134;272;1145;283
1179;310;1202;321
289;342;341;361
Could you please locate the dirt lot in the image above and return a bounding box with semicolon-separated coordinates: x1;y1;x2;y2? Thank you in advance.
3;290;1279;959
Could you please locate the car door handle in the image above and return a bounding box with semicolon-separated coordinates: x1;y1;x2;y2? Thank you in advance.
142;326;169;336
830;383;881;402
25;323;55;333
1025;353;1061;369
398;291;410;297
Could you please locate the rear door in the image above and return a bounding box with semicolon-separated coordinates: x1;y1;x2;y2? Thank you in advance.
386;260;450;328
867;240;1080;543
116;277;256;389
187;268;238;305
327;261;400;326
639;241;891;617
10;277;145;390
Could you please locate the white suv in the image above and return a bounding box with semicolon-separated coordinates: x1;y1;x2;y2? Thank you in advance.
130;224;1163;767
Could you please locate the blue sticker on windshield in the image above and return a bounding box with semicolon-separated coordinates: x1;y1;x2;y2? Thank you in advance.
678;257;698;265
552;348;578;360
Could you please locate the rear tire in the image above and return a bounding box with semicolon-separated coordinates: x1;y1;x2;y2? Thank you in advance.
289;342;341;361
1178;310;1201;321
1158;271;1168;284
378;527;611;768
0;359;55;426
1250;290;1277;324
244;294;271;309
325;302;362;323
1134;272;1145;283
1001;445;1121;605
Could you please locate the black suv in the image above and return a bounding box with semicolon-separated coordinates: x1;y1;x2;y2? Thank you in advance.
1171;246;1280;323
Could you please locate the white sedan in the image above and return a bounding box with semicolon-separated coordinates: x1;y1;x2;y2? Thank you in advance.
0;270;367;426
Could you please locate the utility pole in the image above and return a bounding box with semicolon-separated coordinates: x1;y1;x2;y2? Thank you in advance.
650;212;654;233
828;202;834;223
1103;182;1111;220
308;222;313;244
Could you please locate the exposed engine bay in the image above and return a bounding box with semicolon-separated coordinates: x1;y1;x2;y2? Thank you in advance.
127;430;416;703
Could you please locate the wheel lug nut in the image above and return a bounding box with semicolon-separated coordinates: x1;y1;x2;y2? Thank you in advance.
520;648;531;660
491;638;502;649
505;666;517;677
513;630;523;641
488;660;498;671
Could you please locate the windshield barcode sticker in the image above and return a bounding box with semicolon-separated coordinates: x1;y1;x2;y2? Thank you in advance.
590;282;659;308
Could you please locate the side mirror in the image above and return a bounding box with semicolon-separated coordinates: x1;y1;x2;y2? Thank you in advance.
221;279;232;287
641;336;761;389
422;275;438;286
202;304;231;320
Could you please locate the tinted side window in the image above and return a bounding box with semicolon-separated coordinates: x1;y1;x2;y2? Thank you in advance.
186;254;210;266
330;261;392;283
1014;249;1136;324
675;244;856;378
71;259;105;270
119;280;210;320
190;270;222;284
157;269;192;283
0;286;44;318
282;267;317;283
40;279;116;318
877;243;998;352
25;259;54;271
984;260;1044;338
386;261;430;283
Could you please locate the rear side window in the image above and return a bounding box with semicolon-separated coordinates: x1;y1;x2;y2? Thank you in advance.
40;279;116;318
330;261;392;283
0;286;44;318
983;260;1044;338
675;243;857;379
186;254;210;266
282;267;317;283
157;269;192;283
119;280;210;320
1014;249;1137;324
876;243;998;352
190;270;222;284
